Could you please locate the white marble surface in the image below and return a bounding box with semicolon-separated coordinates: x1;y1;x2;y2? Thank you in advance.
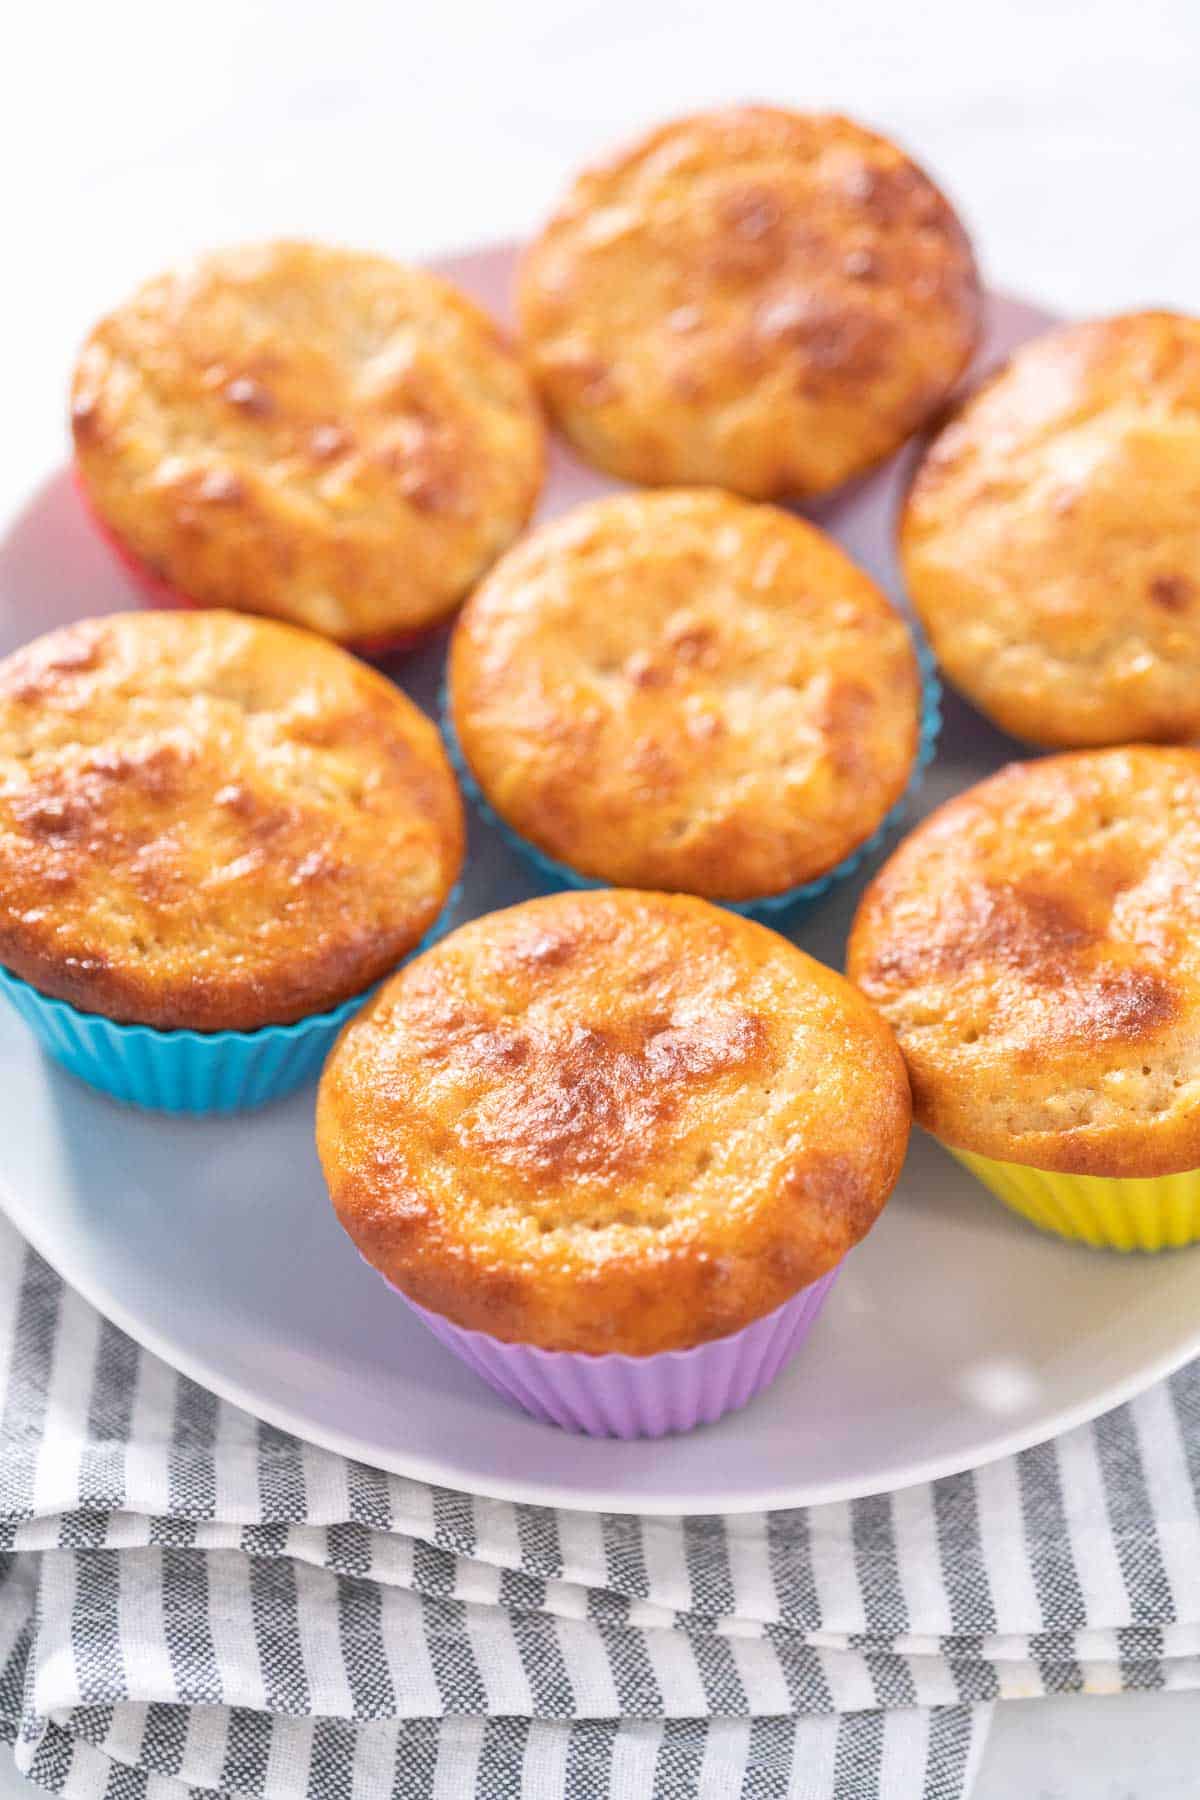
4;0;1200;1791
975;1693;1200;1800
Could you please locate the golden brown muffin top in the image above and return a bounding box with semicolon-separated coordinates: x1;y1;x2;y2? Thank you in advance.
0;611;464;1031
517;106;981;499
901;311;1200;748
449;490;922;901
319;889;910;1354
72;242;545;643
847;748;1200;1177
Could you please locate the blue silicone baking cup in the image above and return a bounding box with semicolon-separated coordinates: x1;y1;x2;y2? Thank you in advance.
441;638;941;923
0;884;462;1115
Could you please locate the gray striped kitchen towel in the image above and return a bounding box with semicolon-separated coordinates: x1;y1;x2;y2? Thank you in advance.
3;1214;1199;1800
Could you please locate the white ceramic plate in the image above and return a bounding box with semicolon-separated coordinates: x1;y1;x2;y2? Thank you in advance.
4;245;1200;1516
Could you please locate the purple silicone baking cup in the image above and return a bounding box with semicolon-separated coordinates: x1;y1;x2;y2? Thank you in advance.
389;1265;840;1438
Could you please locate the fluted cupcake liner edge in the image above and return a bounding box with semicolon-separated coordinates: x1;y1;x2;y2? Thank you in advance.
385;1265;841;1439
950;1146;1200;1252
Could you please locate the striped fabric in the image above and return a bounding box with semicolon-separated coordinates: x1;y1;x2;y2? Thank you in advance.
3;1223;1199;1800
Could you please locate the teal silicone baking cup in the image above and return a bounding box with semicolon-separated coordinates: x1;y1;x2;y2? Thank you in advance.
0;964;374;1114
0;884;461;1115
441;637;941;922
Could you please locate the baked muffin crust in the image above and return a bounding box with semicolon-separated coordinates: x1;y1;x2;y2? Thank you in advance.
901;312;1200;747
318;889;910;1355
72;242;545;643
0;610;464;1030
518;106;981;497
449;489;923;900
848;748;1200;1177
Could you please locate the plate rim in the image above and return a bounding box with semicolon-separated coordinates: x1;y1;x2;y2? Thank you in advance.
6;1152;1200;1515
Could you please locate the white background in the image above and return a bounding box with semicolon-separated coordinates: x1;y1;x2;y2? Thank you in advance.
4;0;1200;1792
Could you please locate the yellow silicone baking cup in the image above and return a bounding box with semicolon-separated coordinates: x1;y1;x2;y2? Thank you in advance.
949;1148;1200;1252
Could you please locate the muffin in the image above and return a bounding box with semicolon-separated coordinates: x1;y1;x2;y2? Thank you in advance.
847;747;1200;1249
0;610;464;1109
318;888;910;1435
71;242;545;649
901;311;1200;748
517;106;981;498
447;489;933;909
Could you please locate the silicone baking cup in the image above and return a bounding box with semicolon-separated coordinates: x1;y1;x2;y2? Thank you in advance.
0;965;371;1114
74;468;432;661
950;1147;1200;1252
0;885;461;1115
441;640;941;922
387;1266;840;1438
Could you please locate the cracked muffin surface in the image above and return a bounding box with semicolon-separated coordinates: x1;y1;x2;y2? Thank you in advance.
901;311;1200;747
848;748;1200;1177
318;888;910;1354
72;241;545;643
448;489;922;901
518;106;980;498
0;610;464;1029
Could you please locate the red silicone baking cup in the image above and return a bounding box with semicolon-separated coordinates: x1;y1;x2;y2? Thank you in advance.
72;466;435;660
